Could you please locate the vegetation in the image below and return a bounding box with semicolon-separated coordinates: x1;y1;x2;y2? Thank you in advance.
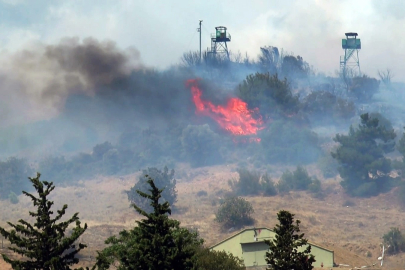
278;166;317;194
265;210;315;270
349;75;380;101
193;248;245;270
180;124;223;167
237;72;299;118
0;173;88;270
259;120;321;164
382;227;405;255
332;113;396;197
229;168;277;196
95;177;203;270
0;157;33;199
215;197;254;229
126;166;177;213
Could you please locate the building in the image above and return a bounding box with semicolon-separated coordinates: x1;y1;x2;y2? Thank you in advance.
210;227;334;268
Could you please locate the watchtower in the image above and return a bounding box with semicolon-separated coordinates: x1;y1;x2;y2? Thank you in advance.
340;32;361;76
208;26;231;61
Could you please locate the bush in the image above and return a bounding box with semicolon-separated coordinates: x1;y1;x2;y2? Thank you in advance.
228;168;261;196
215;197;254;229
237;73;299;118
317;154;338;178
383;227;405;255
196;190;208;197
126;167;177;213
261;173;277;196
194;248;245;270
349;75;380;101
279;166;313;191
180;124;223;167
308;178;323;199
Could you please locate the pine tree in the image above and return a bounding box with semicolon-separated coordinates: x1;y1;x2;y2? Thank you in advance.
96;176;202;270
332;113;396;196
0;173;87;270
265;210;315;270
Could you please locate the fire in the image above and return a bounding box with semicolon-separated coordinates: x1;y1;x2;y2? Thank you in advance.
186;79;263;137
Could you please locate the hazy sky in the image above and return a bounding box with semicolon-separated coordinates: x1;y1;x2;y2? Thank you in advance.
1;0;405;80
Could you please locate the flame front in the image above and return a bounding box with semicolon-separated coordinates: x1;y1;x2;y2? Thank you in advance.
186;79;263;137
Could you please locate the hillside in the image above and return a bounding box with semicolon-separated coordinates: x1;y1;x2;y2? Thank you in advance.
0;163;404;269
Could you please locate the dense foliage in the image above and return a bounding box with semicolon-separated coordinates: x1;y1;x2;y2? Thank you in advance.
265;210;315;270
332;113;396;197
95;177;203;270
237;72;299;118
382;227;405;255
0;173;87;270
215;197;254;229
229;168;277;196
193;248;245;270
126;167;177;213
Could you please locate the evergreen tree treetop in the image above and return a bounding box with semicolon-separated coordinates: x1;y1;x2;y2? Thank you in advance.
0;173;87;270
265;210;315;270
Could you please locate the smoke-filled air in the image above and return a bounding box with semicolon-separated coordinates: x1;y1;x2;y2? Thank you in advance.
1;1;405;269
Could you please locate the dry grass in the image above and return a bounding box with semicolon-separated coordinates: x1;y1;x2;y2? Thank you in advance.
1;163;405;269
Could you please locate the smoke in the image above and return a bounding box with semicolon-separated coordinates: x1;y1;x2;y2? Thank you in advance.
0;37;141;127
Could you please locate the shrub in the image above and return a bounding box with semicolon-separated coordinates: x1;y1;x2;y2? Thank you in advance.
229;168;261;196
279;166;313;191
308;178;323;199
180;124;222;167
215;197;254;229
126;167;177;213
196;190;208;197
261;173;277;196
382;227;405;255
194;248;245;270
317;154;338;178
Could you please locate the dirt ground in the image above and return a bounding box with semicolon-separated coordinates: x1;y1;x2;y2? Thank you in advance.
0;163;404;269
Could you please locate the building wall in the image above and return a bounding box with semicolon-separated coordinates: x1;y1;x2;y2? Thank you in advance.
210;228;334;268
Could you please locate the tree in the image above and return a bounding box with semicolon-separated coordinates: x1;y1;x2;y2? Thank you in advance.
265;210;315;270
126;166;177;213
382;227;405;255
349;75;380;101
96;177;202;270
332;113;396;196
237;73;299;118
0;173;87;270
215;197;254;229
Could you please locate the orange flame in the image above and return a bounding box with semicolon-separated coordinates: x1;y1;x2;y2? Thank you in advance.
186;79;263;137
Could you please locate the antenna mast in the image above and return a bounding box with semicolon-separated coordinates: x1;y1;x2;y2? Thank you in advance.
198;20;203;62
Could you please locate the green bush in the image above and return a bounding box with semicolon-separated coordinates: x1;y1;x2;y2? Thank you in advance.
308;178;323;199
194;248;245;270
261;173;277;196
196;190;208;197
279;166;313;191
383;227;405;255
215;197;254;229
126;167;177;213
317;154;338;178
228;168;261;196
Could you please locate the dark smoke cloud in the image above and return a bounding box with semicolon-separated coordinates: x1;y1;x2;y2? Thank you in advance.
0;37;142;127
